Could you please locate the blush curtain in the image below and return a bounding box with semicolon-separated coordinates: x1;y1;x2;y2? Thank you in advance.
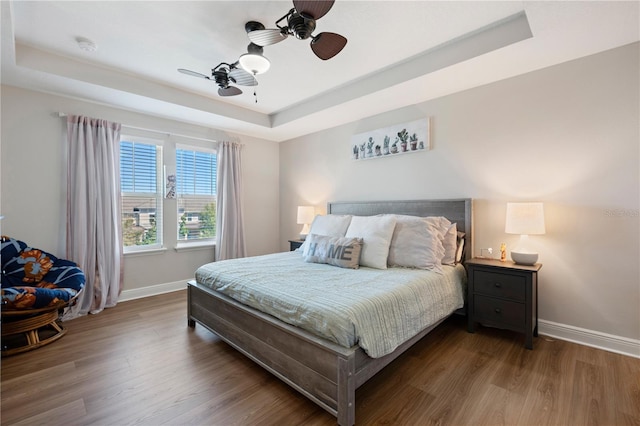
65;115;123;319
215;141;246;261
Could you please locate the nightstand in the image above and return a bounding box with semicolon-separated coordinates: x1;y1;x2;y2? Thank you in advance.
288;239;304;251
466;258;541;349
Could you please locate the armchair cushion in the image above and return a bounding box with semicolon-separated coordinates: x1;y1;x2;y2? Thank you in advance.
1;236;85;310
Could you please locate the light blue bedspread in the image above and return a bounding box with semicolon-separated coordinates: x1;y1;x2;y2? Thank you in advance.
195;251;466;358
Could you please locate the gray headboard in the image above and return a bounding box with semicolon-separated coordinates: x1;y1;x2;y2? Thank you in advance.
327;199;473;261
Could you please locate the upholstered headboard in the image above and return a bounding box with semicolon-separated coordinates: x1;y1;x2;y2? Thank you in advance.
327;199;473;261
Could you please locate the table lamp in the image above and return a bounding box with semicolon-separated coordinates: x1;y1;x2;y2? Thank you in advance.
297;206;315;240
505;202;545;265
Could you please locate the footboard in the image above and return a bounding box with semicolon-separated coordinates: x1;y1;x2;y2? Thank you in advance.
188;280;358;425
188;280;449;425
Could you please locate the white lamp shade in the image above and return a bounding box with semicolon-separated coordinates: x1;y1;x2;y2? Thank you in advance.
297;206;315;240
297;206;315;225
238;53;270;75
505;202;545;235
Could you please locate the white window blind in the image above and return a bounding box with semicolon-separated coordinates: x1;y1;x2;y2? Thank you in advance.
176;148;217;241
120;141;157;192
120;138;163;250
176;149;217;196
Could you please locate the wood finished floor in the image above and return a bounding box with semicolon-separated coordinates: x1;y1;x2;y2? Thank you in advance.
2;290;639;426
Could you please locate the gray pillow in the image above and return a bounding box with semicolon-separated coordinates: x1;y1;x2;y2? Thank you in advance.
303;234;363;269
387;215;445;271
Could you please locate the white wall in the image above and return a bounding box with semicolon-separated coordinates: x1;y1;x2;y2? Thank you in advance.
280;43;640;348
1;86;280;295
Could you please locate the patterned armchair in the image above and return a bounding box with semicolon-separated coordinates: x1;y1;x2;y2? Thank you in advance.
1;236;85;356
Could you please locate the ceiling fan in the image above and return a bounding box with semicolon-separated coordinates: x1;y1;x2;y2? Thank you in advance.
178;61;257;97
245;0;347;60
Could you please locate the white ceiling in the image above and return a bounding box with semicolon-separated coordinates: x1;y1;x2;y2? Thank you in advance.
2;1;638;142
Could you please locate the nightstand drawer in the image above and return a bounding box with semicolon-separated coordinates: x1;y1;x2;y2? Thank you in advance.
473;270;526;301
288;240;304;251
474;295;525;326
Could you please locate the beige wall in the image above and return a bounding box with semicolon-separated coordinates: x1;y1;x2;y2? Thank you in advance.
280;43;640;342
0;86;280;293
2;43;637;349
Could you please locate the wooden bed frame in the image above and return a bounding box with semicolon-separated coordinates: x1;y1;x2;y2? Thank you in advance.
187;199;473;425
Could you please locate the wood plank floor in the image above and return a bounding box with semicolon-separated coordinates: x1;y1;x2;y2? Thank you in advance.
2;290;639;425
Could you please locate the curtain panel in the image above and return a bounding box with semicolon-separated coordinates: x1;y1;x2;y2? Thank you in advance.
215;141;246;261
65;115;123;319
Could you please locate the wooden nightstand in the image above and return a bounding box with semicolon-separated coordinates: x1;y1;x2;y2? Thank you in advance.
466;258;541;349
288;239;304;251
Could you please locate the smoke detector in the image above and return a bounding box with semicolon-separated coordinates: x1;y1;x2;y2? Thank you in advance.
76;37;97;52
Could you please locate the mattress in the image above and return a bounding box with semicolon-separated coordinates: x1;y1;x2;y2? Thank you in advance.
195;251;466;358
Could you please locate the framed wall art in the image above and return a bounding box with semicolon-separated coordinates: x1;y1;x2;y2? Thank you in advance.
351;118;430;161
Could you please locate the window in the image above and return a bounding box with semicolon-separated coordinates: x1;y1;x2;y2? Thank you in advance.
120;137;163;251
118;132;216;252
176;147;217;241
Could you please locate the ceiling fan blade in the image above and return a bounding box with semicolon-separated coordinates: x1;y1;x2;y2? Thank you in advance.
228;68;258;86
293;0;335;20
218;86;242;97
248;28;288;46
178;68;210;79
310;32;347;60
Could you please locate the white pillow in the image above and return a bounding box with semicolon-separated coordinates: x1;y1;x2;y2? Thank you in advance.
423;216;454;258
300;214;352;254
441;222;457;265
388;215;445;271
455;232;465;263
345;215;397;269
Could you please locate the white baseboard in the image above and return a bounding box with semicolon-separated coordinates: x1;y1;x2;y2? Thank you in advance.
118;280;188;302
539;319;640;359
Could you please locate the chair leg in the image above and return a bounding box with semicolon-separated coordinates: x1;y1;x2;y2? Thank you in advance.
2;309;68;357
26;329;39;346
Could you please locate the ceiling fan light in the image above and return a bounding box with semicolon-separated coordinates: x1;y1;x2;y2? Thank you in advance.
238;53;271;75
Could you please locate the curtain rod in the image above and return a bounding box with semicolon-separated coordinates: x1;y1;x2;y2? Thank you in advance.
58;112;218;144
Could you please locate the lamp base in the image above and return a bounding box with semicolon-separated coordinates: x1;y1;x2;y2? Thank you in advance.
298;223;311;241
510;251;538;265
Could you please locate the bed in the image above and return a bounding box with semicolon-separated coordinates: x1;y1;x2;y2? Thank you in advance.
187;199;473;425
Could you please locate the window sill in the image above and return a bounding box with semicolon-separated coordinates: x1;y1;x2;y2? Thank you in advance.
175;241;215;252
124;247;168;257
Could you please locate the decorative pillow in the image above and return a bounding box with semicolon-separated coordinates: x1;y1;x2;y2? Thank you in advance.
455;231;466;263
300;214;352;254
423;216;455;259
345;215;397;269
441;222;458;265
388;215;445;271
303;234;363;269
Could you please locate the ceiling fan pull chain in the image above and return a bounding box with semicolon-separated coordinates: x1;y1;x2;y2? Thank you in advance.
253;72;258;103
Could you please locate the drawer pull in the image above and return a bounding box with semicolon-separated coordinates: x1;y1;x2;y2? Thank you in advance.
493;282;502;288
494;308;502;314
